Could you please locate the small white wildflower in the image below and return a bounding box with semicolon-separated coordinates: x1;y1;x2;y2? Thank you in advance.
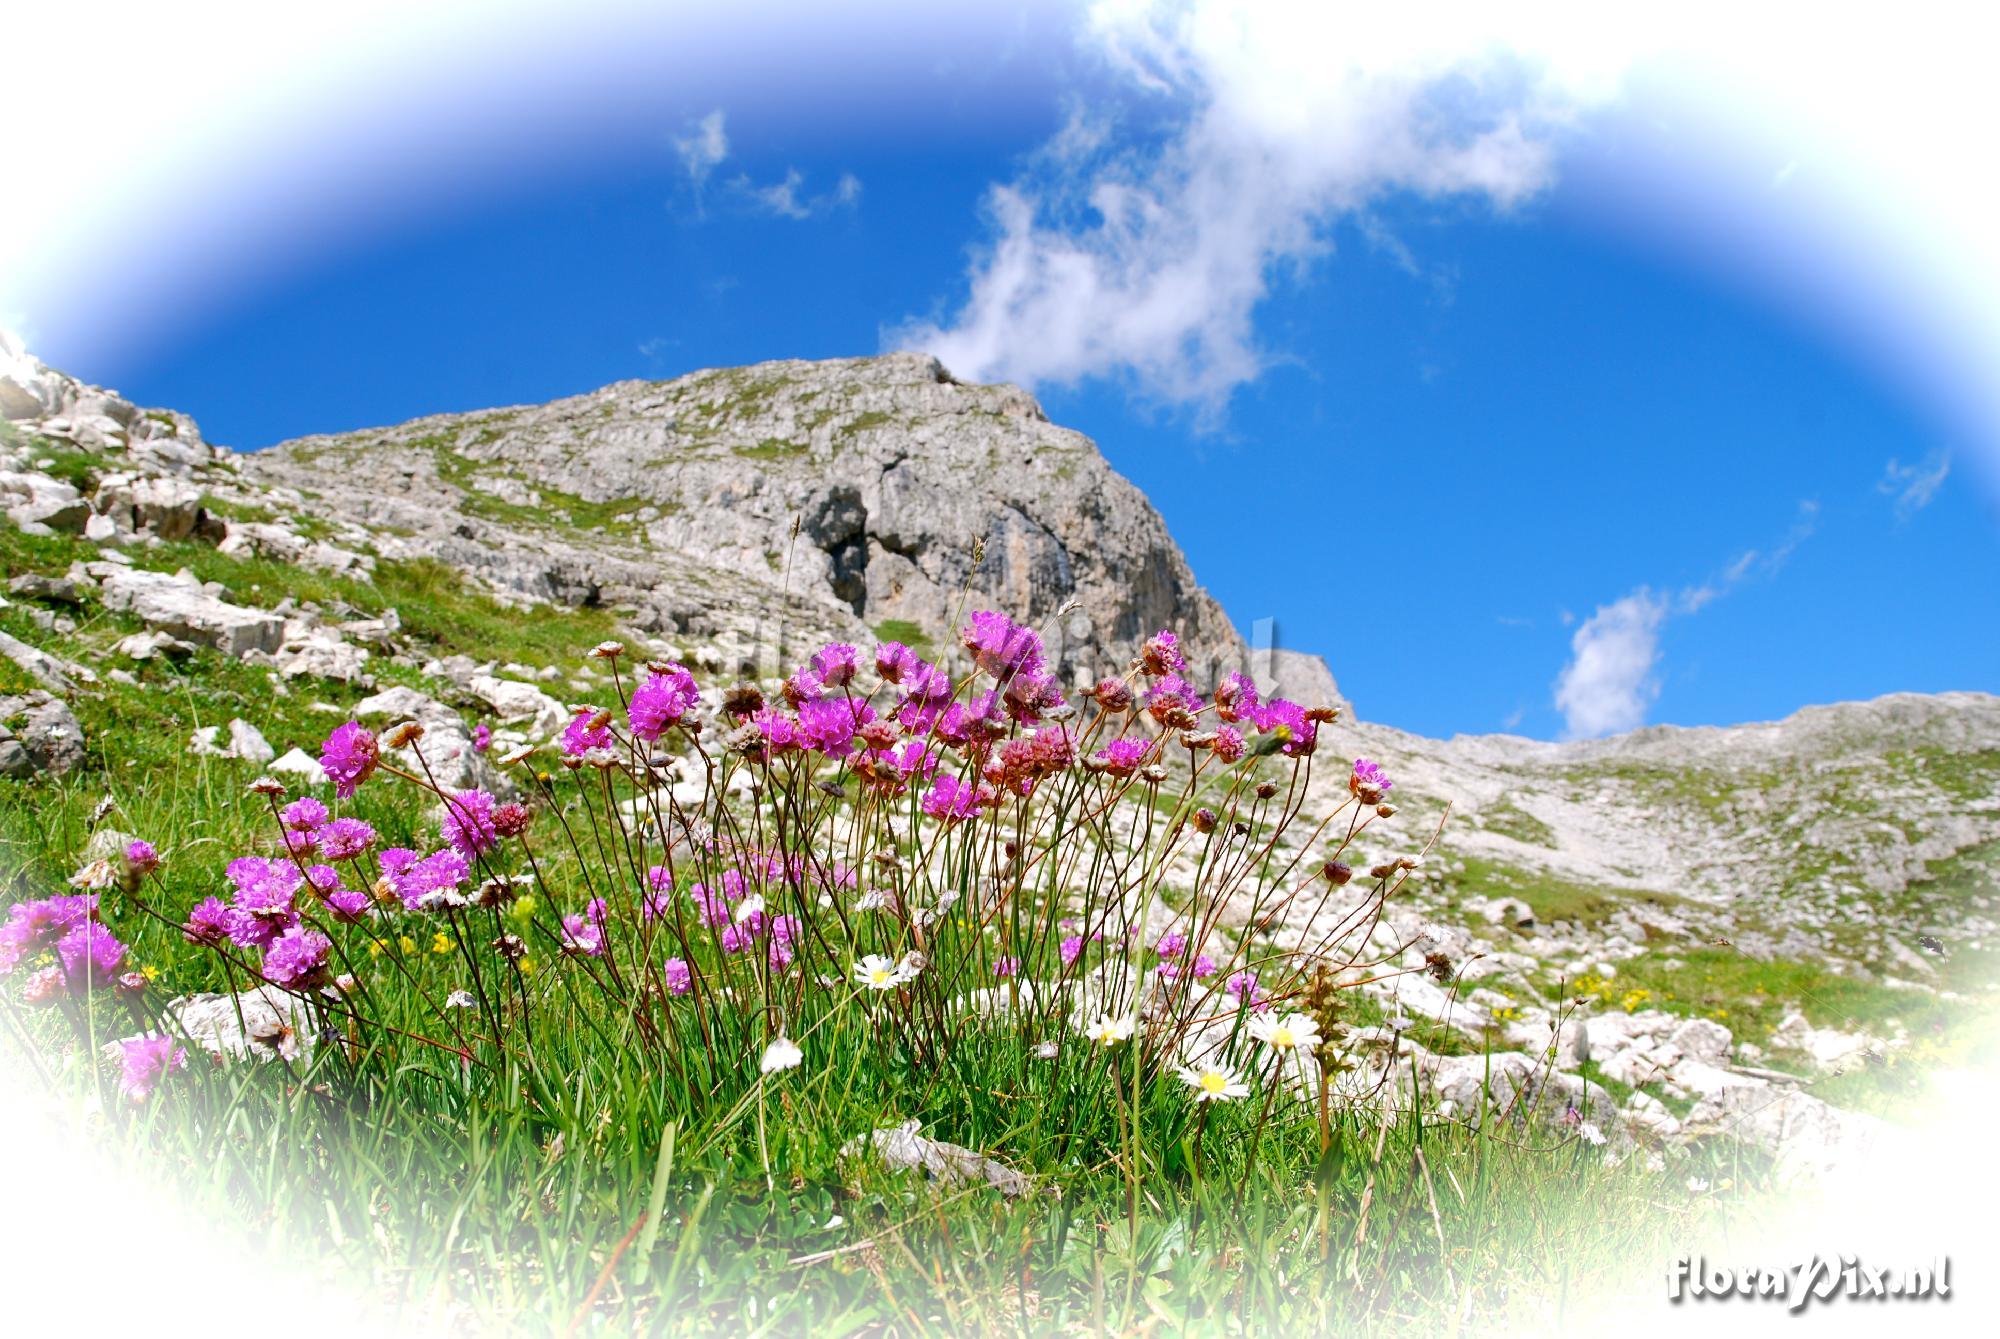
1083;1014;1135;1047
1177;1064;1249;1103
1579;1121;1606;1147
854;954;903;991
854;888;893;912
1246;1011;1321;1053
735;894;766;924
1686;1176;1711;1193
1033;1040;1060;1059
759;1036;803;1074
444;990;477;1009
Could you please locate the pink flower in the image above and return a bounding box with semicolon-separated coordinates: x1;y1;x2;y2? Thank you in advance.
1350;758;1393;798
875;641;919;683
281;797;329;832
57;922;127;992
1092;737;1153;778
319;722;379;799
662;958;692;995
560;913;604;957
960;610;1045;680
1141;629;1184;676
318;817;377;862
1060;936;1083;966
182;897;233;946
124;840;160;878
812;643;860;688
921;774;987;823
262;928;333;990
118;1036;186;1102
441;789;500;858
1213;672;1259;723
628;663;700;740
472;723;491;753
993;955;1020;979
1212;725;1246;764
561;707;613;758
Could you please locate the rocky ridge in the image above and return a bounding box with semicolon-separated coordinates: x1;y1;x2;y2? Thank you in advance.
4;333;1997;1175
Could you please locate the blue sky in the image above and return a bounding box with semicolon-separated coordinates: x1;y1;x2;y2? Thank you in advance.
13;2;1996;740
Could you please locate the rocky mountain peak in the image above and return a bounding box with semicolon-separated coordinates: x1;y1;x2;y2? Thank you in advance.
244;351;1261;688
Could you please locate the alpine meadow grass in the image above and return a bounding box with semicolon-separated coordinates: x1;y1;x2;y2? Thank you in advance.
1;605;1769;1335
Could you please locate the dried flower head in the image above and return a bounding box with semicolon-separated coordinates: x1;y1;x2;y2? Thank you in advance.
383;720;425;750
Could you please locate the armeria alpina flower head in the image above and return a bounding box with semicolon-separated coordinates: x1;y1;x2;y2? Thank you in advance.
262;927;333;991
812;642;860;687
1092;677;1134;713
117;1035;186;1103
1084;1014;1136;1047
68;858;119;890
319;721;379;798
182;896;232;947
281;797;329;832
1177;1063;1249;1103
383;721;425;750
1212;671;1259;723
123;840;160;878
1140;628;1184;677
472;723;491;753
921;774;987;823
961;610;1045;680
874;641;919;683
57;921;127;992
440;789;500;858
318;816;377;862
560;706;614;759
1247;1011;1322;1053
588;640;625;660
628;662;700;741
1350;757;1393;803
1090;737;1153;778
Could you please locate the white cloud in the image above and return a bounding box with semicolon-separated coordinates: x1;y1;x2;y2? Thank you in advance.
734;168;862;220
1879;449;1951;520
1554;500;1818;738
893;0;1638;411
1553;589;1668;739
675;109;729;198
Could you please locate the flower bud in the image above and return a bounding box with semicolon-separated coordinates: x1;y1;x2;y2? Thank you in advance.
1376;804;1395;818
1255;782;1278;800
1323;861;1353;885
1092;678;1134;713
1192;808;1217;834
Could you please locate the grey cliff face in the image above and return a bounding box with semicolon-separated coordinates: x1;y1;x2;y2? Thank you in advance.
243;353;1248;684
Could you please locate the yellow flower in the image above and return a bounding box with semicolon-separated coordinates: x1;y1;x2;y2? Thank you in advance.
519;957;537;976
140;964;161;982
398;935;418;956
431;932;453;955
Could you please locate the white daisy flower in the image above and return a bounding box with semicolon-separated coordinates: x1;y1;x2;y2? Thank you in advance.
1247;1011;1321;1053
759;1036;803;1073
1083;1014;1135;1047
854;954;904;991
1178;1064;1249;1103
